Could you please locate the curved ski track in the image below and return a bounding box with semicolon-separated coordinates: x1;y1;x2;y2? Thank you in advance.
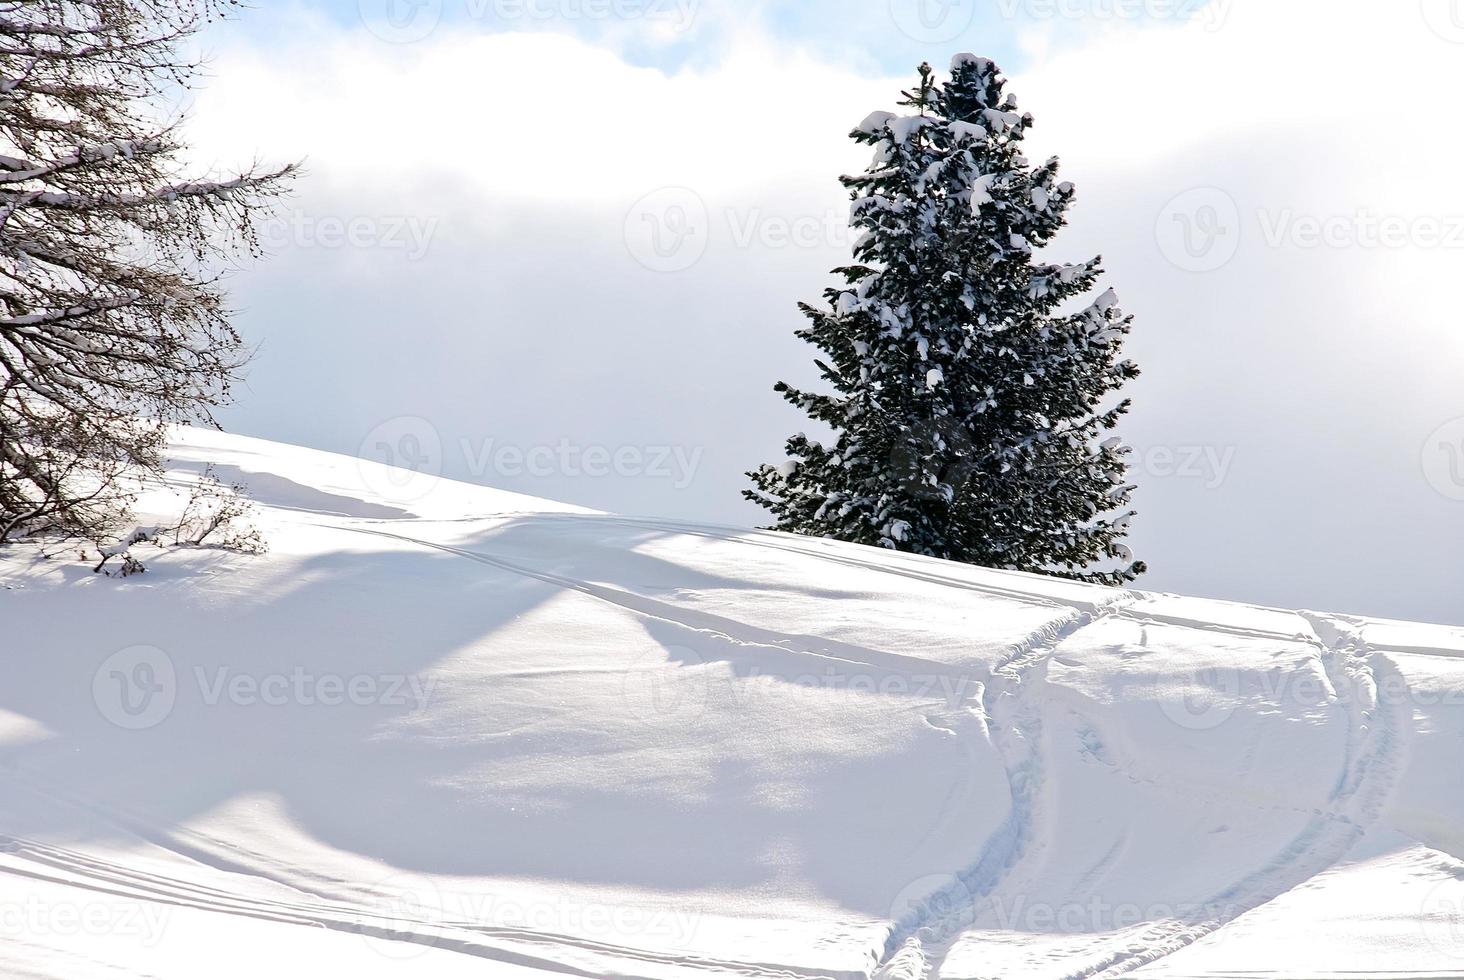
872;606;1411;980
871;592;1142;980
1;511;1419;980
342;519;1413;979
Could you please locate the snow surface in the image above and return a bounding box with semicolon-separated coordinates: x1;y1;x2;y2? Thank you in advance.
1;427;1462;979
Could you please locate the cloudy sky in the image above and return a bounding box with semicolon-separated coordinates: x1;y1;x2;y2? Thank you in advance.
185;0;1464;625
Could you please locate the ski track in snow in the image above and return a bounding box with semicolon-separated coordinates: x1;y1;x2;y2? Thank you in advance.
1;512;1017;980
2;500;1433;980
871;592;1143;980
338;518;1415;980
1066;611;1411;978
423;512;1092;614
0;809;842;980
866;606;1413;980
342;525;997;687
334;520;1139;980
1025;611;1409;980
4;514;934;980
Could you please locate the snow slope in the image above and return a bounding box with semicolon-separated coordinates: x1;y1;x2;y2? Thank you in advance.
1;428;1462;979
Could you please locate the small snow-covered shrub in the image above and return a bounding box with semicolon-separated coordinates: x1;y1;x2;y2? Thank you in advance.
166;467;267;555
91;467;266;576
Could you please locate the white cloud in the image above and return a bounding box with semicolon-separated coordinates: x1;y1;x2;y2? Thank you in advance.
192;2;1464;623
190;27;897;205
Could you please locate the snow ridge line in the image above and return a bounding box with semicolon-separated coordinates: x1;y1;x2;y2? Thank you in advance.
0;849;593;980
0;837;849;980
507;513;1081;613
1061;611;1412;979
872;590;1143;980
343;525;995;685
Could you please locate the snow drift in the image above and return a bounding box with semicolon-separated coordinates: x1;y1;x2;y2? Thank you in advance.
1;428;1461;979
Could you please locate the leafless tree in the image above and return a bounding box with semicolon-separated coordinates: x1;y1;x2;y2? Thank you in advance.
0;0;295;544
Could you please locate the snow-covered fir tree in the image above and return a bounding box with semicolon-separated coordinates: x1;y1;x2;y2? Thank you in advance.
746;55;1144;585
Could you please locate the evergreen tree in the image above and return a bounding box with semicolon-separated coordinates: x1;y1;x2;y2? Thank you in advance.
746;55;1144;585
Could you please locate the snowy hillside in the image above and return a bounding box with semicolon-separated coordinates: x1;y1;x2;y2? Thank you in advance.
2;428;1462;979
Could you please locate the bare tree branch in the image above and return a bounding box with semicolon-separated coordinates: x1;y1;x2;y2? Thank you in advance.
0;0;295;544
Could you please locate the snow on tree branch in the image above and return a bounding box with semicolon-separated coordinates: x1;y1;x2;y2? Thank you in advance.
747;55;1145;585
0;0;296;546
